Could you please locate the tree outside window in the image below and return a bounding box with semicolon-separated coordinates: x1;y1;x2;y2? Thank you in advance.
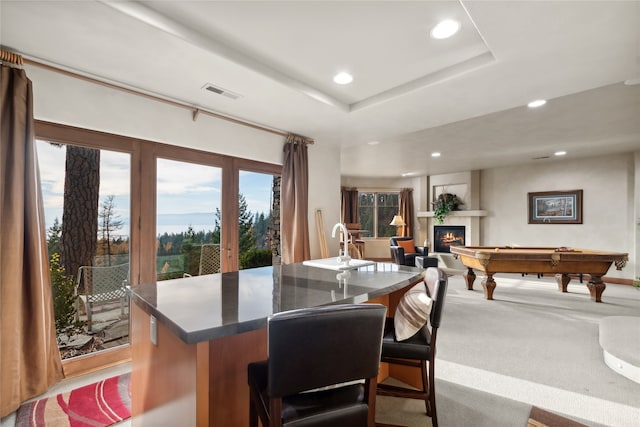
358;192;399;238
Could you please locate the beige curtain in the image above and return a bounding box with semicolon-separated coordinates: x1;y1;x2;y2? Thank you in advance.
1;62;64;417
340;187;358;223
281;135;310;264
399;188;414;237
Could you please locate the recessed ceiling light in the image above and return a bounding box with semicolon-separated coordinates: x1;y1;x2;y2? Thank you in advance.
401;171;418;177
527;99;547;108
554;151;567;156
431;152;441;157
367;141;380;145
430;20;460;39
333;72;353;85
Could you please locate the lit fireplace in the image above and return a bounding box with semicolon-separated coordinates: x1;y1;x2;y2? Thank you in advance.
433;226;465;253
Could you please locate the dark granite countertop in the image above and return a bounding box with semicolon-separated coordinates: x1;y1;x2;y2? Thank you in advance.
129;262;423;344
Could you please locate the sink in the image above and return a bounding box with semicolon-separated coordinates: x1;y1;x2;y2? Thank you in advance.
302;257;376;271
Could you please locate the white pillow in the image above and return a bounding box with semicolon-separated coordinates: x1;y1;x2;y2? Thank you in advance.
394;283;433;341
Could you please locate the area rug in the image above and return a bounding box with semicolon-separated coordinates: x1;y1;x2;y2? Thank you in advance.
15;373;131;427
526;405;588;427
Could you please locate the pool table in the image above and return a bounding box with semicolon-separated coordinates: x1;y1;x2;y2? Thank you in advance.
449;246;628;302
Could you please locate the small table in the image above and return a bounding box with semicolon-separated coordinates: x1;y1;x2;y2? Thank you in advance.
450;246;628;302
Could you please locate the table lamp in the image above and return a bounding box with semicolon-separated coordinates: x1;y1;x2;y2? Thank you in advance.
389;215;405;236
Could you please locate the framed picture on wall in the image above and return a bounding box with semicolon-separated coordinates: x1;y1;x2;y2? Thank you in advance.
528;190;583;224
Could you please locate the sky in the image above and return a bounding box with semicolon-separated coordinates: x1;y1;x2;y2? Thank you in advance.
36;141;274;236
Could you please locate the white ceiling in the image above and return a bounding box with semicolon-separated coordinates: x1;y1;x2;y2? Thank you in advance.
2;0;639;177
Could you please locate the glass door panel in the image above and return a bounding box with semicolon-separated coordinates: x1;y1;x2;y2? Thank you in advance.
156;158;222;280
37;140;131;359
238;171;278;269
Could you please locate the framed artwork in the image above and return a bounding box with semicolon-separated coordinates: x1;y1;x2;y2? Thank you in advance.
528;190;583;224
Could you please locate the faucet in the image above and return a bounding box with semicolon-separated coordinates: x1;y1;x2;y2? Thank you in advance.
331;222;352;265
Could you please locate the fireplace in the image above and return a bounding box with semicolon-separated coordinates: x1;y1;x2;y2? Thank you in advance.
434;226;465;253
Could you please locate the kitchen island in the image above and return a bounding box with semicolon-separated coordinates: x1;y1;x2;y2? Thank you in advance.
129;262;424;426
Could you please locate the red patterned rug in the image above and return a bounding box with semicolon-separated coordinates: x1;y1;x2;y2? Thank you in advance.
15;373;131;427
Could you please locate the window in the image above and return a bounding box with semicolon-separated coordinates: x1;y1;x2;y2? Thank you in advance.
156;159;222;279
238;170;279;269
358;192;399;238
36;138;131;361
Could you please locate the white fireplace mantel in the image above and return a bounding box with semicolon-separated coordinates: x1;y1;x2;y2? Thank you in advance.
417;210;488;250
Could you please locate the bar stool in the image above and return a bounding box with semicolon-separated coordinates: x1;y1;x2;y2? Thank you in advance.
247;304;386;427
377;267;448;427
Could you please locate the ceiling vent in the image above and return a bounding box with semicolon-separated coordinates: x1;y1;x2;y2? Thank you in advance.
201;83;242;100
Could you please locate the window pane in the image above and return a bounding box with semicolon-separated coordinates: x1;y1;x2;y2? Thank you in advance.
358;193;375;236
238;171;277;269
377;193;399;237
37;140;131;359
356;192;398;238
156;159;222;279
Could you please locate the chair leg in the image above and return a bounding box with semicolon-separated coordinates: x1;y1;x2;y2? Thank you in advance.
420;360;430;415
249;399;258;427
87;303;93;333
428;359;438;427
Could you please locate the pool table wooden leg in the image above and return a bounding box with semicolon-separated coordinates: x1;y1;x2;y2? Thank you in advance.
463;267;476;290
586;275;606;302
555;273;571;292
481;273;496;300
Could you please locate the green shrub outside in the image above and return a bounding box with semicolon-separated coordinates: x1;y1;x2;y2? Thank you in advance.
240;248;273;269
49;253;77;334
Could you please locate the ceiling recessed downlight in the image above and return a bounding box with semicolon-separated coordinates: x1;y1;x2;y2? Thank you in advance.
333;72;353;85
527;99;547;108
367;141;380;146
430;20;460;39
554;151;567;156
431;152;441;157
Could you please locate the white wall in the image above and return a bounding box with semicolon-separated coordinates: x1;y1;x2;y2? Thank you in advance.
307;144;341;259
481;153;637;279
27;65;340;260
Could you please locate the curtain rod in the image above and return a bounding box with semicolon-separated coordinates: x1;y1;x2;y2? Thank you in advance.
0;49;24;66
19;55;314;144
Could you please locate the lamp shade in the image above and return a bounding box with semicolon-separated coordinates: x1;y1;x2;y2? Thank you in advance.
389;215;405;226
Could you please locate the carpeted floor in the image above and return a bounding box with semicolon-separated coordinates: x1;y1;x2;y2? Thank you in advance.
428;274;640;427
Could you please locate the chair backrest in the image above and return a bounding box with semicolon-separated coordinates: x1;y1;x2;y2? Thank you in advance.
424;267;448;329
389;236;414;247
199;243;221;275
345;223;362;240
78;263;129;302
347;242;362;259
267;304;386;398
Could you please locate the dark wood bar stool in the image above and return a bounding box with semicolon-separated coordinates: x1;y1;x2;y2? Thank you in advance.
377;267;448;427
248;304;387;427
